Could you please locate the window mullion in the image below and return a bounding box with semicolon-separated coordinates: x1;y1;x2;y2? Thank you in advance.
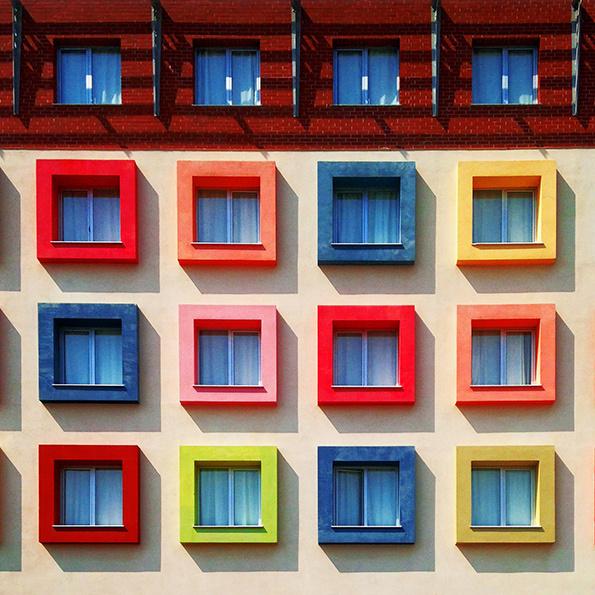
90;468;97;526
502;49;509;104
500;330;506;385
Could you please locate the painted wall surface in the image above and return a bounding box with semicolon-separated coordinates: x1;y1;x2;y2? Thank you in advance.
0;148;593;592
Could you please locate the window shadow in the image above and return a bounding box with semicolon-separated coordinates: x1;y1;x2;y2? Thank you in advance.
0;452;22;571
0;311;21;431
0;169;21;291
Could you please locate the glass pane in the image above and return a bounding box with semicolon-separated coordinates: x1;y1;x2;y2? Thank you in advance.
92;189;120;241
233;470;260;526
197;190;228;242
95;329;123;385
367;190;399;243
59;49;87;104
233;332;260;385
199;331;229;385
506;191;534;242
473;48;503;104
336;51;362;105
334;333;363;385
62;191;90;241
231;51;257;105
369;49;398;105
366;469;398;526
199;469;229;525
232;191;259;243
197;50;227;105
505;332;533;385
91;49;121;104
471;469;501;525
472;331;501;385
367;331;397;386
335;469;363;525
505;469;533;526
63;330;90;384
335;192;363;243
95;469;123;525
508;50;534;105
63;469;91;525
473;190;503;243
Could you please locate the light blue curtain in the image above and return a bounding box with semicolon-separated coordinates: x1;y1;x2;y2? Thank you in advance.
335;192;363;243
63;469;91;524
336;51;362;105
471;468;501;525
199;469;229;525
95;469;123;525
233;332;260;385
62;190;89;241
197;190;228;242
197;50;227;105
93;189;120;241
334;333;363;385
232;192;260;243
367;331;397;386
233;470;260;525
366;469;398;526
232;51;257;105
335;469;363;525
507;191;534;242
369;49;398;105
95;329;123;385
64;330;90;384
199;331;229;385
505;469;533;525
472;331;501;385
473;48;502;104
92;49;121;104
367;190;399;243
508;50;534;105
505;332;532;385
59;49;87;104
473;190;503;243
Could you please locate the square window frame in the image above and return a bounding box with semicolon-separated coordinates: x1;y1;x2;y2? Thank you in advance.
318;162;415;265
318;446;415;544
180;446;277;544
456;304;556;406
456;445;555;544
38;303;139;404
39;444;140;544
179;305;277;406
36;159;138;264
318;305;415;405
457;161;557;266
177;161;276;266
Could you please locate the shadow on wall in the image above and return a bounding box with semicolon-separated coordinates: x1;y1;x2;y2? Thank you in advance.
321;454;435;572
458;454;574;573
320;171;436;295
458;314;574;433
459;172;576;294
320;314;435;433
0;452;22;571
0;169;21;292
41;170;160;293
185;314;298;433
45;453;161;572
44;312;161;432
182;171;298;294
0;311;21;431
184;453;299;572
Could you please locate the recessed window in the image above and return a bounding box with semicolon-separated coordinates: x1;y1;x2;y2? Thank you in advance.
197;467;261;527
57;47;121;105
60;188;120;242
196;190;260;244
196;49;260;106
473;189;535;244
334;48;398;105
472;47;537;105
472;467;535;527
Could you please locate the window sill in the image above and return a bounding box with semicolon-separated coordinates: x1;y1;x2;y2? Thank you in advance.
333;103;400;107
331;243;403;247
191;242;263;247
471;103;540;106
471;242;544;247
470;384;542;389
52;384;126;389
331;384;401;389
331;525;403;530
470;525;542;530
193;525;264;529
51;241;124;245
192;103;262;107
53;524;126;529
53;103;123;106
193;384;263;389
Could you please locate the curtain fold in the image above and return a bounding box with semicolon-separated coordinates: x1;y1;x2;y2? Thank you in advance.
62;191;89;241
232;192;260;243
471;468;501;525
63;469;91;525
92;189;120;241
95;329;123;385
369;49;398;105
199;469;229;525
197;50;227;105
505;469;533;525
367;191;399;243
334;333;363;385
367;331;397;386
366;469;398;526
64;331;91;384
95;469;123;525
233;470;260;525
59;49;87;104
336;51;362;104
197;190;228;242
232;51;257;105
472;48;502;104
471;331;501;385
473;190;503;243
505;332;532;385
335;192;363;243
233;332;260;385
507;192;534;242
508;50;534;104
335;469;363;525
92;49;121;104
199;331;229;385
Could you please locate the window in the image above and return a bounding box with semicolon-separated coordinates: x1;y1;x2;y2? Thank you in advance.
196;190;260;244
57;47;121;105
198;330;261;386
334;48;398;105
471;467;535;527
197;467;261;527
472;47;537;105
61;188;120;242
196;49;260;106
473;189;535;244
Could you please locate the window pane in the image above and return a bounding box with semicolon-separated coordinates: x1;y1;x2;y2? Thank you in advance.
63;331;90;384
472;331;501;385
334;333;363;385
197;190;228;242
471;469;501;526
59;49;87;104
473;48;503;104
232;191;259;243
92;189;120;241
199;469;229;525
233;332;260;385
62;191;90;241
505;469;533;526
367;190;399;243
506;191;534;242
231;51;257;105
335;469;363;525
366;469;398;526
63;469;91;525
367;331;397;386
473;190;503;243
95;469;123;525
199;331;229;385
233;470;260;526
505;332;533;385
95;329;123;385
369;49;398;105
91;49;121;104
508;50;534;105
336;51;362;105
197;50;227;105
335;192;363;243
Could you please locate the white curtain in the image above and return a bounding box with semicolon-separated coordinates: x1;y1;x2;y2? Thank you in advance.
367;331;397;386
508;50;534;104
336;51;362;105
367;191;399;243
232;192;260;243
335;192;363;243
505;332;532;385
472;331;501;385
505;469;533;525
62;190;89;241
366;469;398;526
93;189;120;241
197;50;227;105
335;469;363;525
507;192;534;242
369;49;398;105
232;51;257;105
63;469;91;524
334;333;363;385
473;190;502;243
199;331;229;385
95;469;123;525
59;49;87;104
233;470;260;525
197;190;228;242
92;49;121;104
95;329;123;385
199;469;229;525
471;468;501;525
64;330;91;384
233;332;260;385
472;48;502;104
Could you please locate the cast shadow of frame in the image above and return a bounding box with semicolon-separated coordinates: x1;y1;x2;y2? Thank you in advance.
0;311;21;431
0;452;22;571
0;169;21;292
